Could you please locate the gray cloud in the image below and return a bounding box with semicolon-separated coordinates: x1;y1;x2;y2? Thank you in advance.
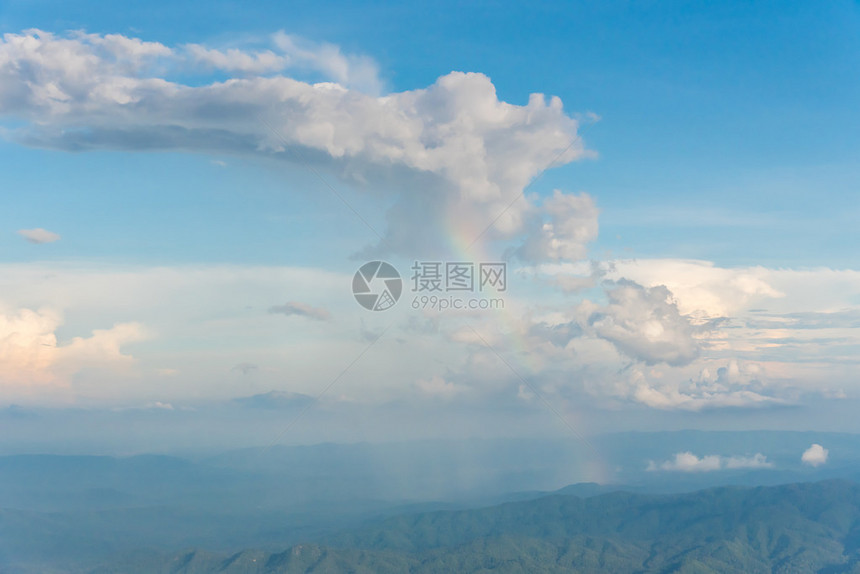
17;228;61;244
359;319;383;343
268;301;331;321
231;362;259;375
527;320;582;348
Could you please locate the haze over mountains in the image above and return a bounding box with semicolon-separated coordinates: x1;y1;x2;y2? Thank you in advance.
2;430;859;573
231;480;860;574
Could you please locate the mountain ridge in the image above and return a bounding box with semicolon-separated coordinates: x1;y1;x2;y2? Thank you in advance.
96;479;860;573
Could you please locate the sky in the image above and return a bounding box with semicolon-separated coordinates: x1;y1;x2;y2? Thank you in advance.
1;0;860;455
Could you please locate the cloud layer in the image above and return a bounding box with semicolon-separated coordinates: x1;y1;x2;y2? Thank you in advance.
1;29;858;420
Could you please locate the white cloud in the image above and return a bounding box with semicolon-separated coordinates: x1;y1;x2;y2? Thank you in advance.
1;30;858;417
271;31;382;94
0;307;60;386
0;262;388;405
586;280;699;366
17;228;60;244
648;451;773;472
183;31;383;94
0;259;855;414
604;259;802;318
529;259;860;321
622;364;779;411
801;443;829;467
56;321;146;370
0;305;146;393
434;256;860;411
515;190;599;263
0;30;593;260
526;258;860;410
185;44;287;75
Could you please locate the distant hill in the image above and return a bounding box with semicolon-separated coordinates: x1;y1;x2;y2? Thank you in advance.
109;480;860;573
8;432;860;573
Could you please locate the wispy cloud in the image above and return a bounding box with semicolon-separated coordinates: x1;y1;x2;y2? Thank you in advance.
184;30;383;93
268;301;331;321
233;390;314;410
17;228;60;244
231;362;259;375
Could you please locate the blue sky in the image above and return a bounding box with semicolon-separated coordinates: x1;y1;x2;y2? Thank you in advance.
1;1;859;448
2;0;858;266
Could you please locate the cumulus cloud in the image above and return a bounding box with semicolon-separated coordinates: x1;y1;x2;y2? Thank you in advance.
0;307;60;385
268;301;331;321
0;29;593;259
801;443;829;467
587;280;700;366
0;306;146;390
56;321;146;369
17;228;60;244
619;360;779;411
648;451;773;472
605;259;784;318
